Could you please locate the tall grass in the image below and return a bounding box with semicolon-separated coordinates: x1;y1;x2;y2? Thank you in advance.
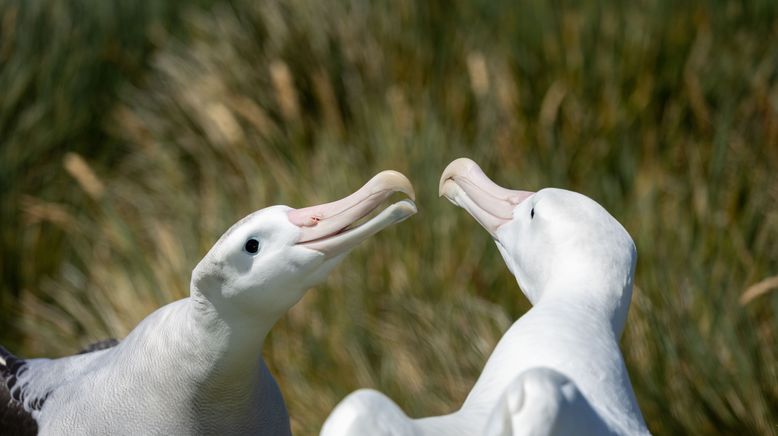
0;0;216;349
2;0;777;434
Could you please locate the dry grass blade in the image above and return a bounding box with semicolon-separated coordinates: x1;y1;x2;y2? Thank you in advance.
740;276;778;306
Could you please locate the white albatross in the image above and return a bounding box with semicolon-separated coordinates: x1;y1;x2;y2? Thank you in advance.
0;170;416;435
321;158;649;436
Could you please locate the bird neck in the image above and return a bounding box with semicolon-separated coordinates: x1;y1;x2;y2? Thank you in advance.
188;287;276;360
536;275;632;339
182;291;291;432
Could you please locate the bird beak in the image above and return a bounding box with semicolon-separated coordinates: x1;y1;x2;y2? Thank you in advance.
289;170;417;256
439;158;533;237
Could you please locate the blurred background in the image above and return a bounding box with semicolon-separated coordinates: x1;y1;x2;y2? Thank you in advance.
1;0;777;433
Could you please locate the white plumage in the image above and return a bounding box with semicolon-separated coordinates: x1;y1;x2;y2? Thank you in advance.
1;171;416;435
322;158;649;436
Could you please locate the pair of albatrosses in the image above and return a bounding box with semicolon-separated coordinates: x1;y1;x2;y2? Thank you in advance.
321;158;649;436
1;158;648;435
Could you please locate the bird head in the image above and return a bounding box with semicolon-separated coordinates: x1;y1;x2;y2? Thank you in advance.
440;158;635;336
192;170;416;323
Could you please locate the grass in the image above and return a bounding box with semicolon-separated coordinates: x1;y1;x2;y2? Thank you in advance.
2;0;778;434
0;0;215;349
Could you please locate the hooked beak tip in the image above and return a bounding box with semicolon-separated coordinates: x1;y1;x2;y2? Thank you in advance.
438;157;479;199
373;170;416;201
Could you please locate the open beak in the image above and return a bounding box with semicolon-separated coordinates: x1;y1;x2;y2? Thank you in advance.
439;158;533;237
288;170;417;256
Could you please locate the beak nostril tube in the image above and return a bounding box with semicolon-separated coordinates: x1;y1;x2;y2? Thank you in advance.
299;216;321;227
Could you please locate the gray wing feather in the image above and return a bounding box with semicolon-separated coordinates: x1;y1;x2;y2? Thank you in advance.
1;346;39;436
78;339;119;354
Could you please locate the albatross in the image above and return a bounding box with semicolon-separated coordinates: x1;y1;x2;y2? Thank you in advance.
321;158;648;435
0;170;416;435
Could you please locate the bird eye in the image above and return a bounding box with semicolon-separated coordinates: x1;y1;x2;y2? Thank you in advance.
244;238;260;254
530;207;535;219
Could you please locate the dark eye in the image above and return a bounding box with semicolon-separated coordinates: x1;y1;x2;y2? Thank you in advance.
244;238;260;254
530;207;535;219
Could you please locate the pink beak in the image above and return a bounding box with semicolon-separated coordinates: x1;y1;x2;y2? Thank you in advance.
288;170;416;255
439;158;533;237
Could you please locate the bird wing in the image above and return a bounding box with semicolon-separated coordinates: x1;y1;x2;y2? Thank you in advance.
1;346;42;435
484;367;616;436
321;389;419;436
0;375;38;436
1;341;118;435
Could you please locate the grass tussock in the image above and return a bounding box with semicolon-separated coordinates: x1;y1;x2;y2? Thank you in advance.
2;0;778;434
